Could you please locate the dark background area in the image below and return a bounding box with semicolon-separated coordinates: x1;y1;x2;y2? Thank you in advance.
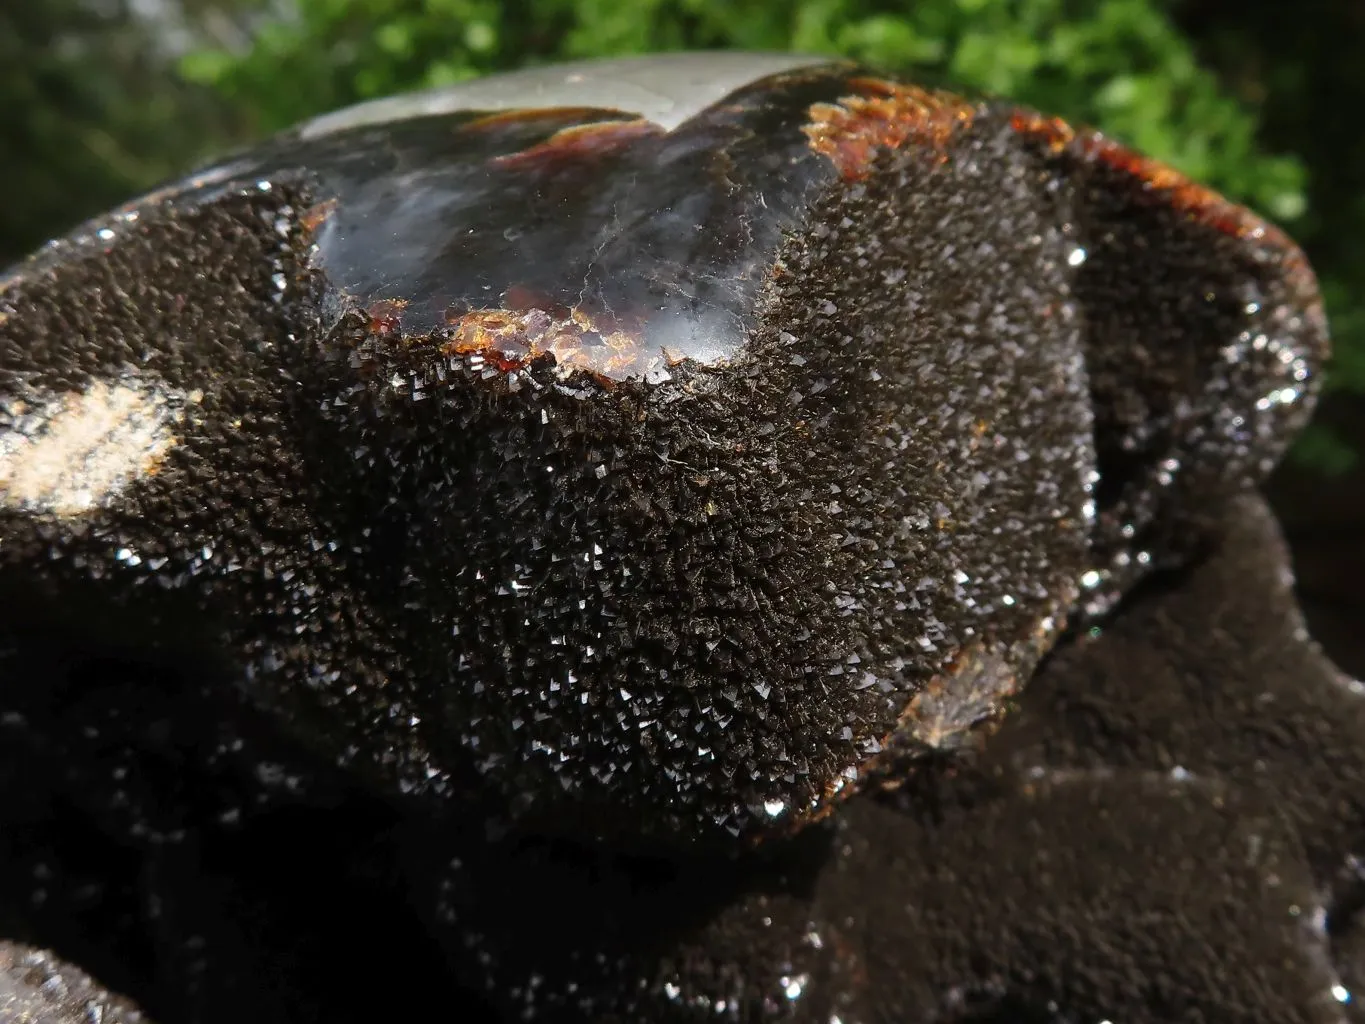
4;0;1360;671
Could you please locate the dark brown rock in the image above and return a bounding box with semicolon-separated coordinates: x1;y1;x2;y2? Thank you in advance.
393;493;1359;1024
0;56;1332;849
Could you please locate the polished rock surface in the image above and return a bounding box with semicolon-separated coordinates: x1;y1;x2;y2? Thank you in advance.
0;54;1330;848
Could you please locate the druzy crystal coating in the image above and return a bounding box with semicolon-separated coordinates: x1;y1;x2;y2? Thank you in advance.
0;55;1329;846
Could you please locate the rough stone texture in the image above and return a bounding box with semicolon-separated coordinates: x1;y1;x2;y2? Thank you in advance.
0;57;1327;845
372;494;1355;1024
1;495;1360;1023
0;942;148;1023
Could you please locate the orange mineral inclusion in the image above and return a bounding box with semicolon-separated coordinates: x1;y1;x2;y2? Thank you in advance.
491;119;664;170
442;304;643;379
803;78;976;181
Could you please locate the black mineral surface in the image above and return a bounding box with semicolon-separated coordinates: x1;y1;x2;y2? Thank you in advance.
1;491;1360;1023
0;55;1327;847
0;49;1351;1024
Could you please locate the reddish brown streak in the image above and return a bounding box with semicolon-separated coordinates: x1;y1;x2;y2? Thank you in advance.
490;119;664;170
459;106;638;132
1009;109;1324;324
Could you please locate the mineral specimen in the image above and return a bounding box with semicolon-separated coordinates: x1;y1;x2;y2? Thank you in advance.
0;54;1328;845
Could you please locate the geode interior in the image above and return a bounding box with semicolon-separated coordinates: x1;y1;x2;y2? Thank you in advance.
0;55;1328;843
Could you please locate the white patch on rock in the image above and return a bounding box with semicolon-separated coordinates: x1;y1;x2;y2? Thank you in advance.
903;646;1021;751
0;377;186;516
299;52;834;140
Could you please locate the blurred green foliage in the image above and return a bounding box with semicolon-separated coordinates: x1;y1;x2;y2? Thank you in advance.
4;0;1361;469
180;0;1311;226
0;0;237;269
